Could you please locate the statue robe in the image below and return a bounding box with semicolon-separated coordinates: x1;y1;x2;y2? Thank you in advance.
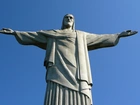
14;30;119;105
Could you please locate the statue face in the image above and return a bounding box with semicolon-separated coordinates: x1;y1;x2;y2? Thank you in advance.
63;14;74;28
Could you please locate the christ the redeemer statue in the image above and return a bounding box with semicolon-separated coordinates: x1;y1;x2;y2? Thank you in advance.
0;14;138;105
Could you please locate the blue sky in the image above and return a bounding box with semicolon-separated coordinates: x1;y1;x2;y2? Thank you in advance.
0;0;140;105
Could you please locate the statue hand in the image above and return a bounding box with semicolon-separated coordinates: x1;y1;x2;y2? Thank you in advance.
119;30;138;38
0;28;15;35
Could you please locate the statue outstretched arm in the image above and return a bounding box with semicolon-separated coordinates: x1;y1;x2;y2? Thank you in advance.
0;28;47;49
86;30;138;50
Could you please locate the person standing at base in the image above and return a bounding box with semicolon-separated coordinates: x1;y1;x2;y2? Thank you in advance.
0;14;138;105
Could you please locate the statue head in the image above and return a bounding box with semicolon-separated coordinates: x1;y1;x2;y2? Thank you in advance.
61;14;75;30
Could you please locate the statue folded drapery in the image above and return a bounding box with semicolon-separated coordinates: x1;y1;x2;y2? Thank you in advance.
14;29;119;105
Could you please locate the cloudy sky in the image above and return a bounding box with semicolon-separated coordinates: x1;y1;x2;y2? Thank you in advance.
0;0;140;105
